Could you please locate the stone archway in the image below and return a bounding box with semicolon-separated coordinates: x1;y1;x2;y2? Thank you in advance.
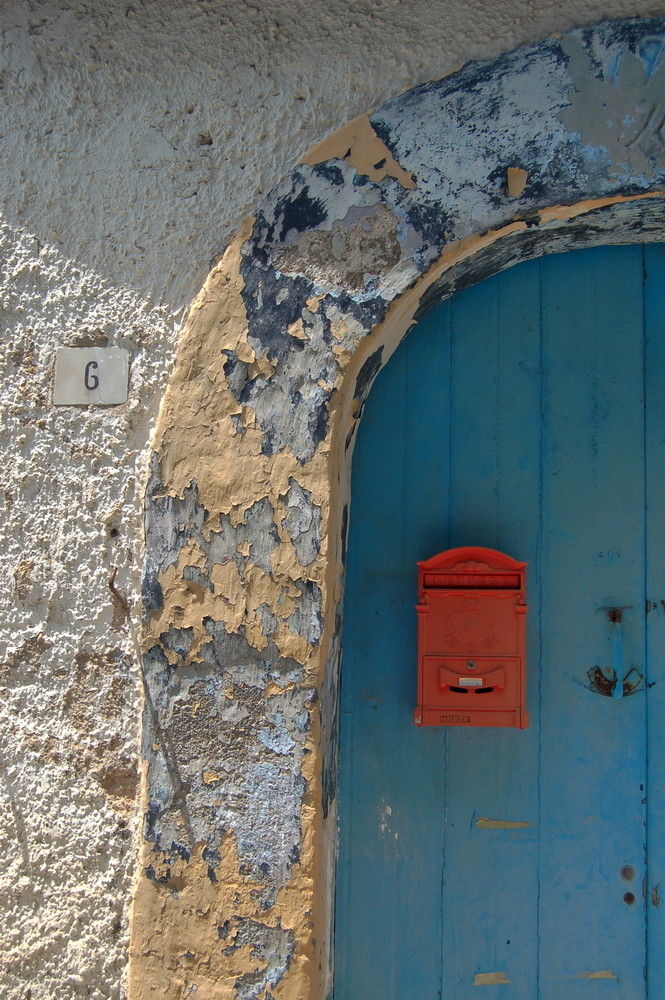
129;18;665;1000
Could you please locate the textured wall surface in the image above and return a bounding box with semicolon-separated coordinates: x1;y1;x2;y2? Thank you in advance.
2;2;665;999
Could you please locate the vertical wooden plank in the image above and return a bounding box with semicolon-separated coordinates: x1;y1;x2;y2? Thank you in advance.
334;300;453;997
334;327;409;998
440;260;543;998
537;246;647;999
643;242;665;998
447;275;501;549
404;306;454;564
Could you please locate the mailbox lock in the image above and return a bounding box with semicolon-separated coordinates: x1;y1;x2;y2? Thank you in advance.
467;660;477;670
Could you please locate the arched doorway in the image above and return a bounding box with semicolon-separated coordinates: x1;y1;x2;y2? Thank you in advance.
335;243;665;997
130;18;665;1000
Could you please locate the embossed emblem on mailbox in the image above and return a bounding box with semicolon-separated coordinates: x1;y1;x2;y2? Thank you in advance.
414;546;528;729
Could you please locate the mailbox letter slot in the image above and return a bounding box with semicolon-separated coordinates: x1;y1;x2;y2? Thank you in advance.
414;547;528;728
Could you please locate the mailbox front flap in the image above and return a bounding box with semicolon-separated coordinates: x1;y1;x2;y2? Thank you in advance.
438;662;506;690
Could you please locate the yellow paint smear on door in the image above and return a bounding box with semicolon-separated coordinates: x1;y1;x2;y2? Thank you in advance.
475;817;533;829
474;972;511;986
576;969;616;979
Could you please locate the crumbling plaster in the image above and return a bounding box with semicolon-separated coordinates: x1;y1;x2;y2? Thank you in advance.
132;16;665;1000
2;4;665;1000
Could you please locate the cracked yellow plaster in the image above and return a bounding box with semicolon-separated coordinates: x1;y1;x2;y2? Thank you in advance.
145;541;318;656
151;217;304;519
247;355;276;379
332;342;353;367
270;538;326;590
129;835;313;1000
130;723;324;1000
302;114;416;189
329;316;349;340
287;318;308;341
264;679;297;698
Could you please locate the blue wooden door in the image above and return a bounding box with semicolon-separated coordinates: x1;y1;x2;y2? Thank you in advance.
334;244;665;998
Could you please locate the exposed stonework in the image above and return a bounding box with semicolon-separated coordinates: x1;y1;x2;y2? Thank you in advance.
273;202;403;295
131;19;665;1000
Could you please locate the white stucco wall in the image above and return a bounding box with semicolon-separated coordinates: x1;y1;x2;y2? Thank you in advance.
0;1;661;997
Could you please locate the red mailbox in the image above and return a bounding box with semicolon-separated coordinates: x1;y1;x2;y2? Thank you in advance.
415;546;528;729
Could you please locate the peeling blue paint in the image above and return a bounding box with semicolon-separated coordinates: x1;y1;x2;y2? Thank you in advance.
281;479;322;566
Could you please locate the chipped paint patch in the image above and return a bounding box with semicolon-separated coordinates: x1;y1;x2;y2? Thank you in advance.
475;817;533;829
129;838;307;1000
506;167;529;198
573;969;617;980
379;803;397;838
302;114;416;189
474;972;511;985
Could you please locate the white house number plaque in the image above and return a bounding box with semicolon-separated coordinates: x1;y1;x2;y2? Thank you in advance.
53;348;129;405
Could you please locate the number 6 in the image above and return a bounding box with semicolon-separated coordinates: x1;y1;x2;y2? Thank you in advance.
84;360;99;390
